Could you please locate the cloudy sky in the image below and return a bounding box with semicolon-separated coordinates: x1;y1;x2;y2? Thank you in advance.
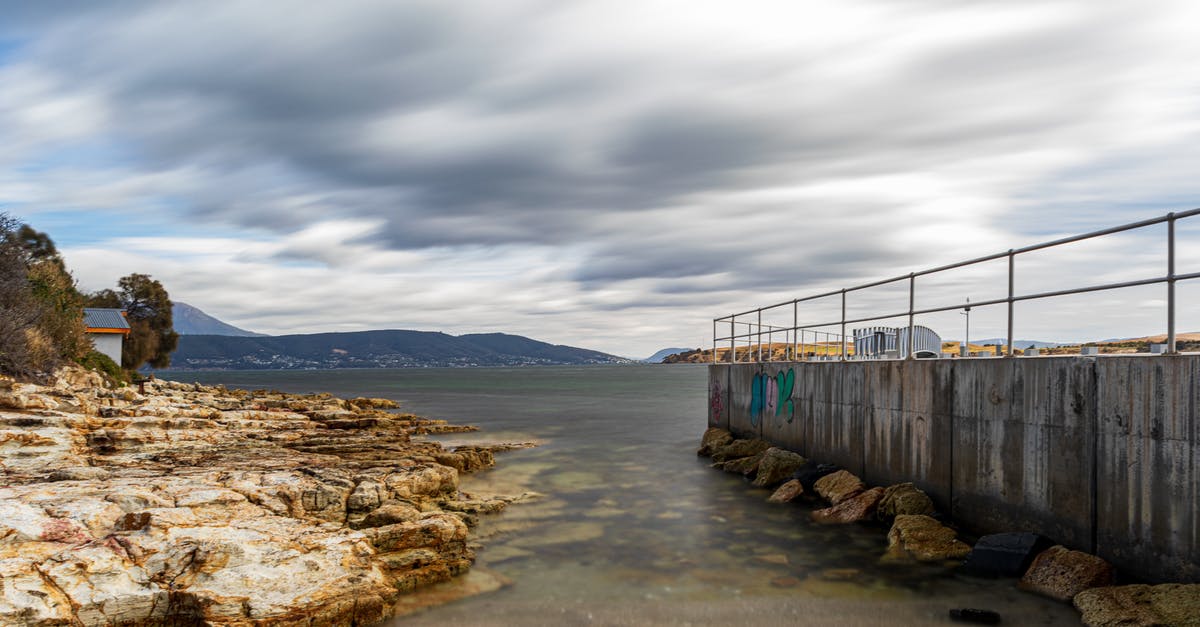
3;1;1200;357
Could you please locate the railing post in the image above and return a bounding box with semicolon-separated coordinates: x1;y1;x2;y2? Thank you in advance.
792;300;798;362
907;273;916;359
757;309;763;363
1007;249;1015;357
729;319;735;363
712;319;717;364
840;289;847;361
1168;213;1177;354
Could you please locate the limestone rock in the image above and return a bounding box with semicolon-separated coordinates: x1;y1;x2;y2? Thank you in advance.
0;373;528;625
882;514;971;563
697;427;733;457
812;487;885;524
710;438;771;463
876;482;934;520
767;479;804;503
1019;545;1115;602
1074;584;1200;626
813;470;865;505
751;447;807;488
718;450;766;476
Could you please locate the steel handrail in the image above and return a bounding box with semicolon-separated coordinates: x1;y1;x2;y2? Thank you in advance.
713;209;1200;362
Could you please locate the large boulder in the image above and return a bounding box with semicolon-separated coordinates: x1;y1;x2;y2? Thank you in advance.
710;439;771;463
882;514;971;563
751;448;807;488
1074;584;1200;626
813;470;865;505
876;483;934;520
962;532;1054;578
767;480;804;503
717;451;767;476
1019;545;1115;602
697;428;734;457
812;487;885;524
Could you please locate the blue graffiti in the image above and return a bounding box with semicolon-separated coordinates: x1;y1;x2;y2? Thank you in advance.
751;368;795;425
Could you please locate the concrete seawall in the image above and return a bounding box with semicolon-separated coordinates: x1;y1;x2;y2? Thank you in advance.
708;355;1199;583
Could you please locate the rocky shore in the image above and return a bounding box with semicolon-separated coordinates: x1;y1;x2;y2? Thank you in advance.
698;427;1200;627
0;368;530;626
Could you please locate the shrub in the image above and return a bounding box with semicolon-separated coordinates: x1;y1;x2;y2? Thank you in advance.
78;350;127;385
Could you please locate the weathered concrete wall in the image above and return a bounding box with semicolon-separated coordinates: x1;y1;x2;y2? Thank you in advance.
711;355;1200;583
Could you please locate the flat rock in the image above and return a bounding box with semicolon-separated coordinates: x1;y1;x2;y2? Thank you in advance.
767;480;804;503
751;448;807;488
811;487;885;524
813;470;865;505
1074;584;1200;626
882;514;971;563
876;482;934;520
1019;545;1115;602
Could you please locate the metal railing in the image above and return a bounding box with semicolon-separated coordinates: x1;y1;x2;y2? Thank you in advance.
714;208;1200;363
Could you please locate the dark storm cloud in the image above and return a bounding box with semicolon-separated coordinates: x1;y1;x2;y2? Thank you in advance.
7;0;1200;357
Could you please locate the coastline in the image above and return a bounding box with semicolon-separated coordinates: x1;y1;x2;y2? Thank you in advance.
0;367;530;625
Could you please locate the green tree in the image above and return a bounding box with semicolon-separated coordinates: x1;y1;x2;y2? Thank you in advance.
88;274;179;370
0;215;88;376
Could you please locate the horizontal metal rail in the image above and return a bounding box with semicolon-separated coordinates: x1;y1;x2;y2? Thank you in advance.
714;209;1200;363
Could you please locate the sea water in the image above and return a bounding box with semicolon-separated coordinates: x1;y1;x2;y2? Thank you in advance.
167;364;1080;626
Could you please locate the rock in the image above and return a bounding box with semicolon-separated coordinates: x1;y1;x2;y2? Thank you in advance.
717;450;767;476
751;448;807;488
1074;584;1200;627
697;427;734;457
876;482;934;520
1018;545;1115;602
790;461;841;492
811;487;885;524
882;514;971;563
767;480;804;503
710;438;771;463
813;470;865;505
0;373;529;625
360;501;424;528
962;532;1054;578
948;608;1002;624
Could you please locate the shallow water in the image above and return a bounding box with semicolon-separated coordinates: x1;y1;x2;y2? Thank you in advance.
165;364;1080;626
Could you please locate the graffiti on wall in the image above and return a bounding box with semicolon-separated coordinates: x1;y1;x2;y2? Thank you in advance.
750;368;795;425
709;379;724;422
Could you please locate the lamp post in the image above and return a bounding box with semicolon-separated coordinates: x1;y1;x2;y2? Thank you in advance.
960;298;971;357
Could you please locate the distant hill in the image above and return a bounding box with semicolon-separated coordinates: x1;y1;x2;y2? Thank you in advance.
172;302;266;337
167;330;630;370
644;347;696;363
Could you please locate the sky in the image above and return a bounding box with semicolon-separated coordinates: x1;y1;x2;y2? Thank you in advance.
2;0;1200;358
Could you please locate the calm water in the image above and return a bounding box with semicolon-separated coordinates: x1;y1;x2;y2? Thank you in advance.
164;365;1079;626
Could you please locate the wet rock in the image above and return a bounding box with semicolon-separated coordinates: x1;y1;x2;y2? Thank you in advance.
948;608;1002;624
811;486;885;524
751;448;807;488
717;450;767;476
813;470;865;505
1074;583;1200;626
767;479;804;503
962;532;1054;578
882;514;971;563
790;462;842;492
1018;545;1115;602
697;427;734;457
876;482;934;520
710;438;771;463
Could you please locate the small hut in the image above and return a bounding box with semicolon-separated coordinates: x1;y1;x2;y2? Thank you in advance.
83;308;130;364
